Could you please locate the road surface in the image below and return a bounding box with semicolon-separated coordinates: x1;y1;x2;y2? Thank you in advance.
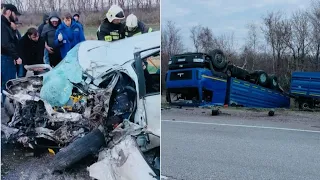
161;107;320;180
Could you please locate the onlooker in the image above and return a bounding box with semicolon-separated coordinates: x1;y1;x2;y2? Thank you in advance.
54;12;85;59
38;14;49;35
73;13;83;30
97;5;125;41
18;28;45;75
125;14;152;37
1;4;22;104
38;14;50;65
11;18;26;77
41;11;62;67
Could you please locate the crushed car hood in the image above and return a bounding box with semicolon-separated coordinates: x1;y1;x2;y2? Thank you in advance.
77;31;160;78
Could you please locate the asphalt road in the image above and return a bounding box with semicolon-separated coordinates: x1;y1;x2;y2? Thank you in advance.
161;108;320;180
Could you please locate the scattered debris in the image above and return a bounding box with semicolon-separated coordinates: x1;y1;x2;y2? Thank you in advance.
212;109;220;116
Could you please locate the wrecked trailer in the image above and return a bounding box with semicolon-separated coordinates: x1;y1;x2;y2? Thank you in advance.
2;31;161;179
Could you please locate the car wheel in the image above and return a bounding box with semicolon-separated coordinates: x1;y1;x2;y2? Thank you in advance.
51;129;106;172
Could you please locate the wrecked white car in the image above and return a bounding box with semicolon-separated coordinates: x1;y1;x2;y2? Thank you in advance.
2;32;160;179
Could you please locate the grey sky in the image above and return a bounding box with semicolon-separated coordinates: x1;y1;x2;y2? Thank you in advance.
161;0;311;51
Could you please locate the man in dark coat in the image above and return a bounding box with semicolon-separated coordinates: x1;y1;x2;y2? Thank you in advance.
18;28;45;75
41;11;62;67
1;4;22;104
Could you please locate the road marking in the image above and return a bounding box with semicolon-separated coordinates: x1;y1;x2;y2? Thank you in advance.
162;120;320;133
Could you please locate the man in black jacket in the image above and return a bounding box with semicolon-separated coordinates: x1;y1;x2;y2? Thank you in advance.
97;5;125;42
1;4;22;104
18;28;45;75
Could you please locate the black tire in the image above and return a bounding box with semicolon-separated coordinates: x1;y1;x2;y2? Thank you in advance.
208;49;227;70
299;101;312;110
51;129;106;172
250;70;268;87
268;75;278;89
258;72;268;87
4;97;14;119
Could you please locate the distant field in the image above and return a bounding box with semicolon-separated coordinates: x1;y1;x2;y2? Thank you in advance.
18;24;160;40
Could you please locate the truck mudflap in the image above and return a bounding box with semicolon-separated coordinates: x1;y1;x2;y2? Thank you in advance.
88;135;159;180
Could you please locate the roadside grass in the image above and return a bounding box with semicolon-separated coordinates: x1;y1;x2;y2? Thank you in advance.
18;24;160;40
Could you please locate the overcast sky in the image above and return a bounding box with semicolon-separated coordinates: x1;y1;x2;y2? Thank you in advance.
161;0;311;51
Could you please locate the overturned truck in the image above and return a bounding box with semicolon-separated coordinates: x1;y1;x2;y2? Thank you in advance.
165;50;290;108
2;32;161;180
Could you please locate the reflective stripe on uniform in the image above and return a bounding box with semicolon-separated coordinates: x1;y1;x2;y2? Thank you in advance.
148;27;153;32
105;35;112;41
133;32;142;36
110;32;119;36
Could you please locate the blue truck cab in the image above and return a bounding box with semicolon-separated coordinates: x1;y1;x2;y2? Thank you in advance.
290;72;320;109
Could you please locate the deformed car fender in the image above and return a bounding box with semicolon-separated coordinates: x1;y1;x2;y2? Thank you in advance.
88;136;158;180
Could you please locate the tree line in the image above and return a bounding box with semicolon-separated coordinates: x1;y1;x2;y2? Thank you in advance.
161;1;320;90
2;0;160;26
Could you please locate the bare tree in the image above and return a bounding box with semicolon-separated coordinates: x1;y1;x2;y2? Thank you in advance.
262;12;290;75
308;0;320;70
190;26;201;52
161;21;184;92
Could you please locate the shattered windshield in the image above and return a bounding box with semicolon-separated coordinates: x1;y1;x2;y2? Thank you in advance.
40;44;83;107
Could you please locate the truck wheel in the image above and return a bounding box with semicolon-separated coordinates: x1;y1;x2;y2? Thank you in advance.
258;72;268;87
51;129;106;172
268;75;278;89
209;49;227;70
299;102;311;110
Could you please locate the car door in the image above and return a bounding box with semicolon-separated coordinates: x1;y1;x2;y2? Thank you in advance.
134;47;160;149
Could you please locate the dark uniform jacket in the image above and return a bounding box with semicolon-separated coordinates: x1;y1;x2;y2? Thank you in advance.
97;19;125;42
125;21;152;37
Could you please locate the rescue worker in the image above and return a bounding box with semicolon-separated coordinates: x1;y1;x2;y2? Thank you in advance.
1;4;22;104
125;14;152;37
41;11;62;67
54;12;85;59
97;5;125;42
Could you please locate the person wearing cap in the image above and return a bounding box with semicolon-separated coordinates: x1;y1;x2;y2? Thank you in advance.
54;12;85;59
41;11;62;67
125;14;152;37
1;4;22;104
97;5;126;42
18;28;45;75
11;17;27;78
73;13;83;30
